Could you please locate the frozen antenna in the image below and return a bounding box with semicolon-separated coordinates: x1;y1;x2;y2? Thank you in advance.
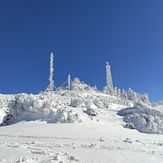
46;52;54;92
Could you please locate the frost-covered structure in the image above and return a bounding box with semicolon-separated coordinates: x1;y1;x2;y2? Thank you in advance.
106;62;113;91
103;63;150;104
104;86;150;104
67;74;71;90
46;52;54;92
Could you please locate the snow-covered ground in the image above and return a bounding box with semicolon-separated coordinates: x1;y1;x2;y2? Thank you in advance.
0;79;163;162
0;106;163;163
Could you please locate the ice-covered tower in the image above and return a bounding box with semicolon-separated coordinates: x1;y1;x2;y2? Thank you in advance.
106;62;113;91
67;74;71;90
47;52;54;92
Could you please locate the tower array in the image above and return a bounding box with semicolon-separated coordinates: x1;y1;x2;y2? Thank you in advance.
46;54;114;93
44;53;149;104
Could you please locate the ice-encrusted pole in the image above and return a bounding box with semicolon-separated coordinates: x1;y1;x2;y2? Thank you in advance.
47;52;54;92
106;62;113;91
68;74;71;90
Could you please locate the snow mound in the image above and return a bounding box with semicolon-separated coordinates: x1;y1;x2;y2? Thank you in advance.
15;157;37;163
1;93;81;125
53;152;79;162
118;102;163;134
14;152;79;163
71;77;97;92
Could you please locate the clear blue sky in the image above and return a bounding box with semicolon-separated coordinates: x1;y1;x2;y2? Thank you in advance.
0;0;162;102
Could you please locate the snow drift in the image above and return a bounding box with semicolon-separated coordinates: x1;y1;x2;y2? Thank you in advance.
1;93;81;125
118;102;163;134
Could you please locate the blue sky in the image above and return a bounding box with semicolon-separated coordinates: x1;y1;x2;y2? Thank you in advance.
0;0;162;102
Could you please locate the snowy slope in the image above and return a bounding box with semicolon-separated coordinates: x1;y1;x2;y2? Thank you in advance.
0;85;133;126
0;79;163;162
0;105;163;163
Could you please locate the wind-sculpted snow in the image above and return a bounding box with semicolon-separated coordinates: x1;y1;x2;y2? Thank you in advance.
118;103;163;134
0;78;152;126
0;87;132;125
1;93;81;125
0;94;16;123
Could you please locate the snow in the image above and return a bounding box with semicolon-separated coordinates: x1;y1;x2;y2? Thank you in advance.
1;93;81;125
118;102;163;134
0;119;163;163
0;81;133;125
153;103;163;113
0;79;162;162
